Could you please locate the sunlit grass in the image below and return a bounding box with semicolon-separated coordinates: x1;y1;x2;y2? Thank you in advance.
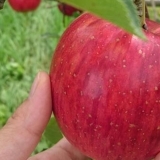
148;6;160;21
0;0;75;153
0;0;74;126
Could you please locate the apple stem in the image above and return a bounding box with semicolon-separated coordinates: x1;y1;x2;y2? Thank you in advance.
134;0;147;30
141;0;147;29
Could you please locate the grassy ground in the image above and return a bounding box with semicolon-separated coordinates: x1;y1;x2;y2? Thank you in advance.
148;6;160;21
0;1;74;126
0;0;75;153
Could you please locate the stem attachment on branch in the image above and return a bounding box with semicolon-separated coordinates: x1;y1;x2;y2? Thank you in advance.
134;0;147;30
0;0;5;10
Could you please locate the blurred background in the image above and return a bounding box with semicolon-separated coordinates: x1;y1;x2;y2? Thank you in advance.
0;0;78;154
0;0;160;155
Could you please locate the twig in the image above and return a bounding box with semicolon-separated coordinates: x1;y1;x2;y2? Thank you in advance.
0;0;5;10
134;0;147;29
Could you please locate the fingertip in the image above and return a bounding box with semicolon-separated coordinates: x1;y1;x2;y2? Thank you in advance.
30;71;51;98
26;71;52;134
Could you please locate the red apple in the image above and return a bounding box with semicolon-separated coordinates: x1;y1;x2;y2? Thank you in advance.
50;12;160;160
58;3;81;16
8;0;41;12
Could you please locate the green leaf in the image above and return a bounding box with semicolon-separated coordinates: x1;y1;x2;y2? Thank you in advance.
44;117;63;145
60;0;146;39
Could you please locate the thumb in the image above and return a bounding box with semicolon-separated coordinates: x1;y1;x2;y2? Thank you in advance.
0;72;52;160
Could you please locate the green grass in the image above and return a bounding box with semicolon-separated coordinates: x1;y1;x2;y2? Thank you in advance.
0;0;75;153
148;6;160;22
0;1;75;125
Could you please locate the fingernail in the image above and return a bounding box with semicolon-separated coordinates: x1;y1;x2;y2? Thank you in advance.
29;72;41;97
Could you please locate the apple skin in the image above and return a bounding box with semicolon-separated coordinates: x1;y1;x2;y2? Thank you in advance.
58;3;81;16
8;0;41;12
50;12;160;160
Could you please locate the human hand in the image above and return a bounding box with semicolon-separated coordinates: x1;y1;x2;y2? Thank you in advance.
0;72;88;160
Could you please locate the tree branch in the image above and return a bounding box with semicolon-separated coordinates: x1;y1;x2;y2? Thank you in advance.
134;0;149;18
0;0;6;10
